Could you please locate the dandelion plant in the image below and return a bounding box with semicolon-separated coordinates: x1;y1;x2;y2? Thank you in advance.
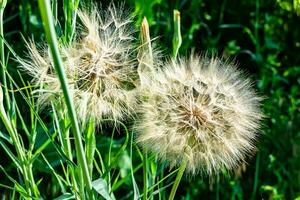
0;1;273;200
20;5;138;126
135;55;263;198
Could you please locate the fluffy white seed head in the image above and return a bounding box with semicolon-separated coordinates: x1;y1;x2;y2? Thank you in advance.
19;5;138;125
20;42;66;108
135;55;263;176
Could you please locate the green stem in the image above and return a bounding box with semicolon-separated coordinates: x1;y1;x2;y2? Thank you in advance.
255;0;260;55
27;163;40;197
58;114;73;161
159;170;164;200
0;1;10;111
51;0;58;25
149;160;157;200
37;0;93;199
251;152;260;200
216;175;220;200
85;118;95;177
107;127;115;193
0;98;33;197
55;109;78;191
63;0;79;43
142;152;148;200
168;160;187;200
62;114;79;193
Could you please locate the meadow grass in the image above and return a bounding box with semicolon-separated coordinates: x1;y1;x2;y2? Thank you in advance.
0;0;299;200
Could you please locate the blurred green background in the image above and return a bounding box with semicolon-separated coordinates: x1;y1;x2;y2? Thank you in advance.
1;0;300;199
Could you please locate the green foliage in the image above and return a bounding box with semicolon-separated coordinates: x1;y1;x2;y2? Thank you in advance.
0;0;299;199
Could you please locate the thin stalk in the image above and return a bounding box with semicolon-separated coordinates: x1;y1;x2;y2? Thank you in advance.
0;91;33;197
216;175;220;200
77;166;86;200
53;98;78;193
51;0;58;25
159;170;164;200
37;0;93;198
0;0;10;110
62;115;79;193
148;160;156;200
63;125;79;195
255;0;260;55
27;163;39;197
168;160;187;200
63;0;79;43
56;113;73;160
251;152;260;200
85;118;95;177
107;127;116;193
142;152;148;200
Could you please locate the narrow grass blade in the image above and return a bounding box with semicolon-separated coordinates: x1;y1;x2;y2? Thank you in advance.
0;140;21;169
130;132;140;200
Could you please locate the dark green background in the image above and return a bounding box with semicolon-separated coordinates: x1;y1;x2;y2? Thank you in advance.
1;0;300;199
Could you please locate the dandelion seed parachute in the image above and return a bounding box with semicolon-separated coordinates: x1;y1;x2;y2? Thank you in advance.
135;55;263;175
20;4;138;124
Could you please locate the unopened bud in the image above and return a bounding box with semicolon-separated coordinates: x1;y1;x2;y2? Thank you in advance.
140;17;153;62
172;10;182;58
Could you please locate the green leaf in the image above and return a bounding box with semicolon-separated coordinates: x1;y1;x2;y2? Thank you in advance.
92;178;113;200
53;193;75;200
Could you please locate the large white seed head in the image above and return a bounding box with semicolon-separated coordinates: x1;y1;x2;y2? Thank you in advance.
19;5;138;125
135;55;263;176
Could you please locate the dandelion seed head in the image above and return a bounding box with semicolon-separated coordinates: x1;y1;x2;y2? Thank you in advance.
20;41;66;109
135;55;263;175
69;5;138;123
19;4;138;125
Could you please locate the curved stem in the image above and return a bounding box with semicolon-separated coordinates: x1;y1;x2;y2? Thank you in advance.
168;160;187;200
37;0;93;198
0;1;10;110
